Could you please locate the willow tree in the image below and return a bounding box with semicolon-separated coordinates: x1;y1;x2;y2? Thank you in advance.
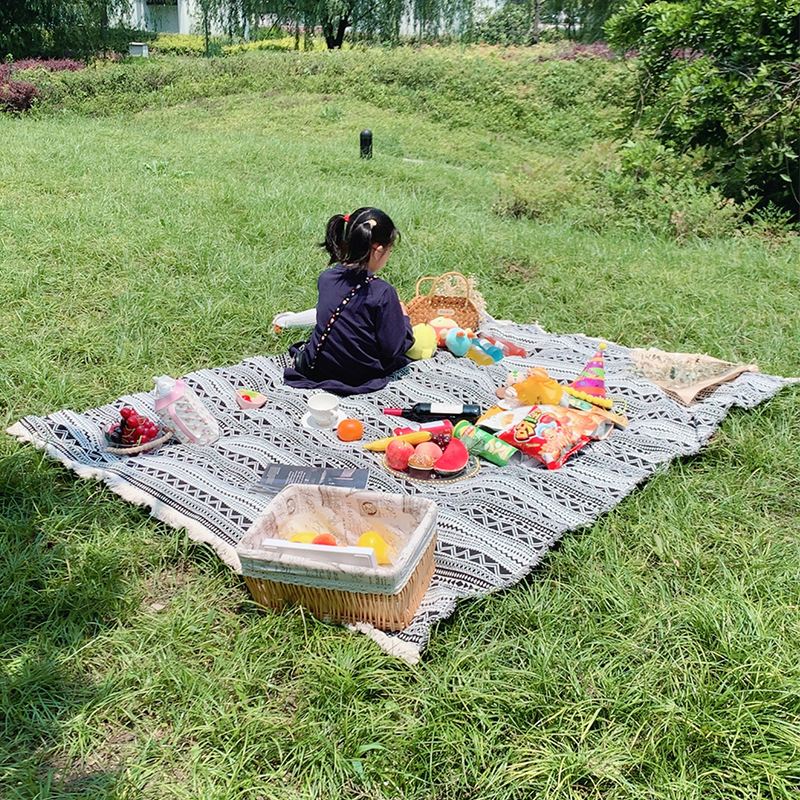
1;0;132;58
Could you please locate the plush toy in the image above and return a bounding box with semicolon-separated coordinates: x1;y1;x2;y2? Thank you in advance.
495;367;565;407
429;316;459;346
406;323;438;360
445;327;473;357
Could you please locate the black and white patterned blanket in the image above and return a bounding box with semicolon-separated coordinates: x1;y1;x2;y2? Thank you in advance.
7;323;788;662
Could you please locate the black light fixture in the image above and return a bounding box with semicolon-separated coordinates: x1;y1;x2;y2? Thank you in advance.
360;130;373;159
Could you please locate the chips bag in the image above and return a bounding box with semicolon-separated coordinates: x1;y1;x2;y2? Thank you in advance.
495;404;615;470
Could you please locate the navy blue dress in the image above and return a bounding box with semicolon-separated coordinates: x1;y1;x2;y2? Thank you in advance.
284;265;415;395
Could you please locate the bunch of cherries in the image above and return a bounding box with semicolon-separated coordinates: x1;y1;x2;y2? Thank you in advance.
106;406;161;446
430;431;452;449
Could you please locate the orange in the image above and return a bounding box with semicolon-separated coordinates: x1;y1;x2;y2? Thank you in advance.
337;418;364;442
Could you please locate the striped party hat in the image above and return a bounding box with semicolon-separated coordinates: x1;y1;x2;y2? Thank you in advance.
565;343;613;409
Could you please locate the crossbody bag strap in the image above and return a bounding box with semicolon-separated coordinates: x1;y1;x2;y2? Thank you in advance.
307;273;375;372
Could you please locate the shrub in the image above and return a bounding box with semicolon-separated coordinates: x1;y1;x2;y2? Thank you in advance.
606;0;800;218
0;79;39;112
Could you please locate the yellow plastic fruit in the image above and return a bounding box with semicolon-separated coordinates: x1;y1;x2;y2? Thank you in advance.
289;531;318;543
363;430;432;452
357;531;394;565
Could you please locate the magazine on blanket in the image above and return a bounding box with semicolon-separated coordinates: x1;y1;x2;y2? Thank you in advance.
254;464;369;495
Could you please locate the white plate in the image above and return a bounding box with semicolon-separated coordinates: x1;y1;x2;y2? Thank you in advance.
301;409;347;431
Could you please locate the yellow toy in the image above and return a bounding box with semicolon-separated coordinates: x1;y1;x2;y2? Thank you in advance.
406;323;438;360
428;316;459;346
506;368;565;406
495;367;565;407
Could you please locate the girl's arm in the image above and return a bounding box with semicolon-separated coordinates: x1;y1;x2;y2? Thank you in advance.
375;285;414;361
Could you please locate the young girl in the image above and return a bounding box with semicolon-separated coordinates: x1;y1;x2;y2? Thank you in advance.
284;207;414;395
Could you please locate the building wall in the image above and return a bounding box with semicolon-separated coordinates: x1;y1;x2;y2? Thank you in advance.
122;0;213;36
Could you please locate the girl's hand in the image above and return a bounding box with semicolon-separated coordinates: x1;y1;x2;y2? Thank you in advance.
400;301;409;317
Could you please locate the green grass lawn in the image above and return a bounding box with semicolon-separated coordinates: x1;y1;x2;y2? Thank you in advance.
2;48;800;799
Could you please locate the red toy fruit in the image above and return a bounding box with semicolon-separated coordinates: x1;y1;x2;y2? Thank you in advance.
385;438;415;471
433;437;470;476
312;533;338;546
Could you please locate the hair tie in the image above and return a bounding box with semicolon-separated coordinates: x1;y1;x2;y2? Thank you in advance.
343;214;350;223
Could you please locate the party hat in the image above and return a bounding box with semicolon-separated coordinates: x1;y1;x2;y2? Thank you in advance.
565;343;613;409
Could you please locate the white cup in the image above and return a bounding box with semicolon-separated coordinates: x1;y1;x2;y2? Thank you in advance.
307;392;339;428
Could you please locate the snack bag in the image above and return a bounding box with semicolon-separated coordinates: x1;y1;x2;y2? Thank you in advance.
496;405;609;470
153;375;220;445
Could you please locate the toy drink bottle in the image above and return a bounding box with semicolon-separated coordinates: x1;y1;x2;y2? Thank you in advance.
465;337;502;365
465;342;495;366
477;333;527;357
392;419;454;436
475;337;504;362
383;404;481;423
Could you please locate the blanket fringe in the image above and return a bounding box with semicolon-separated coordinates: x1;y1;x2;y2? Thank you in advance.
347;622;422;665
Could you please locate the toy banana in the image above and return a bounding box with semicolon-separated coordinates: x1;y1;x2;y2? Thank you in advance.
363;431;432;452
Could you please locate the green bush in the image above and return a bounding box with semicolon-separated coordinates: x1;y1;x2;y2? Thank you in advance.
606;0;800;218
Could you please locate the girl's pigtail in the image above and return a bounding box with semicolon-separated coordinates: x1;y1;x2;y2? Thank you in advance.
321;214;348;264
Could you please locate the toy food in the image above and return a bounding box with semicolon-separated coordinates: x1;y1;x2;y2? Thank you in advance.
357;531;394;565
236;388;267;409
106;407;162;447
453;421;517;466
496;405;601;470
406;323;438;360
289;531;318;543
312;533;338;546
337;418;364;442
414;441;444;461
386;438;415;471
432;437;470;476
406;451;436;479
363;430;432;452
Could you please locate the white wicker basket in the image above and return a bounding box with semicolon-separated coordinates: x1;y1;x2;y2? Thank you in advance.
236;485;437;631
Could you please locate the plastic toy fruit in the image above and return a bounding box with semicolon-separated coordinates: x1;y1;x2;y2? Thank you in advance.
312;533;338;546
414;441;444;461
289;531;318;543
337;418;364;442
106;406;161;446
433;437;470;476
357;531;394;565
385;439;415;471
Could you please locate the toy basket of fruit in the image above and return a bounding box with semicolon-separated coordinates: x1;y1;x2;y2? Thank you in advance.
105;407;172;455
236;485;437;631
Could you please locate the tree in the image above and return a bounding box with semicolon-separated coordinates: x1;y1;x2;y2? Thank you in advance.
0;0;132;59
606;0;800;216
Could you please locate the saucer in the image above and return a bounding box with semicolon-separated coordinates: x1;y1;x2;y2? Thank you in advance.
301;409;347;431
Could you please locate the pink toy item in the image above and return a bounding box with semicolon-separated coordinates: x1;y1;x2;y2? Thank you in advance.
236;388;268;409
478;333;527;357
565;343;614;410
154;375;220;445
429;315;459;346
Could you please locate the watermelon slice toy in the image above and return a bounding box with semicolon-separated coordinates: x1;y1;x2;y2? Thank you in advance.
433;437;470;477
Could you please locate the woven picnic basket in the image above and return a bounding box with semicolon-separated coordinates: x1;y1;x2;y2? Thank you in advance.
406;271;484;330
236;485;437;631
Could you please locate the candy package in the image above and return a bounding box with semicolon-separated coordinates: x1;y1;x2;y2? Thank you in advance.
495;405;615;470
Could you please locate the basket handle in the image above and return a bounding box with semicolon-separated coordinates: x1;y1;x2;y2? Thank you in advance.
413;271;471;301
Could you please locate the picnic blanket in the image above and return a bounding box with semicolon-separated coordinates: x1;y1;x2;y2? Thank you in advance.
7;323;790;663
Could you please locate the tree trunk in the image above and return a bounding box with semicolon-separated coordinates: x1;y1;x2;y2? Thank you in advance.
323;16;349;48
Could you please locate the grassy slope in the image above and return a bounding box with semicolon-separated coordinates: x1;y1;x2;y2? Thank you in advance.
1;50;800;799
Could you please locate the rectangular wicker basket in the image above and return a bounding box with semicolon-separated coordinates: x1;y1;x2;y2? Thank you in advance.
236;485;437;631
